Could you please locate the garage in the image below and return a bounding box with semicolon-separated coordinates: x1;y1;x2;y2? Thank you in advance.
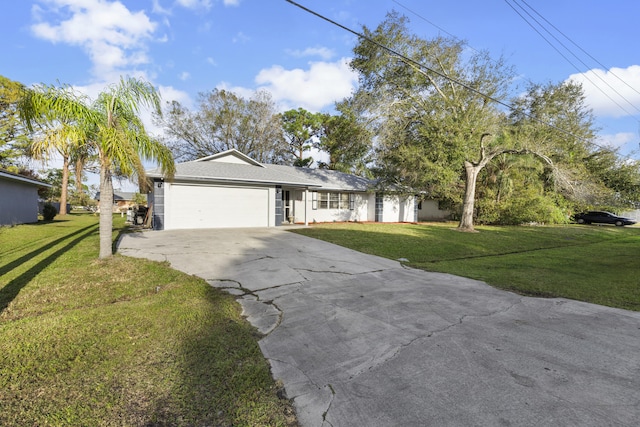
147;149;383;231
164;183;271;230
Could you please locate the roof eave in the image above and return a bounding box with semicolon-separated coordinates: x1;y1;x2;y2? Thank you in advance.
0;170;52;187
152;174;322;188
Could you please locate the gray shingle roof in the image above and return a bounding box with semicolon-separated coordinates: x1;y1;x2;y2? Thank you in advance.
148;157;376;191
265;164;374;191
95;191;136;201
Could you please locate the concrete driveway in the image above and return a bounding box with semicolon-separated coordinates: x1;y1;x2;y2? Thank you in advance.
118;227;640;426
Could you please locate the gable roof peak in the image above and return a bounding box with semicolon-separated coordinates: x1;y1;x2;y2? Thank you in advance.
193;149;265;168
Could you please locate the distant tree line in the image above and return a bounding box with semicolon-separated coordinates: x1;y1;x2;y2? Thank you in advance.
156;89;372;176
2;12;639;235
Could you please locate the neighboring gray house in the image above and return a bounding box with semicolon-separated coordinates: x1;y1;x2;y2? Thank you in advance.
95;191;140;212
146;149;449;230
0;170;52;226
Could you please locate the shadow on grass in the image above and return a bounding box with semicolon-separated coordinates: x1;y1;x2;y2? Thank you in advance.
146;284;295;426
38;219;72;224
0;223;98;314
112;224;134;255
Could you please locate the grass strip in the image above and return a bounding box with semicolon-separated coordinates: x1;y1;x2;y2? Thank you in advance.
291;222;640;311
0;213;296;426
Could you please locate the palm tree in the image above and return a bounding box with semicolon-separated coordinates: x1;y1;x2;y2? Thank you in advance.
20;76;175;258
30;121;84;215
71;143;95;206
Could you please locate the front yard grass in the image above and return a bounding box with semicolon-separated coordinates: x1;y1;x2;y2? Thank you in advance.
291;222;640;311
0;214;295;426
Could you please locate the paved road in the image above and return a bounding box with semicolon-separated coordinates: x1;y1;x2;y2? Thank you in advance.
118;228;640;426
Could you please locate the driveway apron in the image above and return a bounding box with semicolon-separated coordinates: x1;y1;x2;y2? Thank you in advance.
118;228;640;427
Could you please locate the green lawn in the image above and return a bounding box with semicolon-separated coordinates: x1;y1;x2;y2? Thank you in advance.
0;214;296;426
291;222;640;311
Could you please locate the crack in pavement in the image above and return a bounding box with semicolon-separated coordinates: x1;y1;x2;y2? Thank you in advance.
322;383;336;427
340;297;526;383
268;357;327;396
268;357;336;427
251;281;306;293
294;267;391;276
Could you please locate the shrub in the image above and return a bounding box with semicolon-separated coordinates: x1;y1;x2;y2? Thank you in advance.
42;203;57;221
475;191;570;225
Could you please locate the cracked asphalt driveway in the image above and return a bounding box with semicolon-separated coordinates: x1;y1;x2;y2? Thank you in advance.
117;227;640;426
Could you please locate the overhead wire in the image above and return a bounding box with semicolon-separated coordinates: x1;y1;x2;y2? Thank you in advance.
518;0;640;99
504;0;640;119
284;0;630;155
392;0;640;150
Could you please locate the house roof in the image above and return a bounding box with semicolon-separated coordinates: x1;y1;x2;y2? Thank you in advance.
0;170;52;187
147;150;376;191
94;191;137;201
265;164;373;191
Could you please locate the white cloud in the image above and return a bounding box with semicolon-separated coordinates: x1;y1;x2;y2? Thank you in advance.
175;0;212;10
71;70;155;102
31;0;157;81
596;132;637;150
121;84;193;139
286;46;335;61
151;0;171;15
158;85;192;107
568;65;640;118
253;58;358;112
232;31;250;44
215;82;255;100
178;71;190;81
223;0;241;6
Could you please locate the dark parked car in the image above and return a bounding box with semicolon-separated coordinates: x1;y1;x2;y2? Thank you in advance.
573;211;637;227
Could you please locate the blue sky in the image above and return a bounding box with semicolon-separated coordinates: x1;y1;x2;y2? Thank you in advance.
3;0;639;188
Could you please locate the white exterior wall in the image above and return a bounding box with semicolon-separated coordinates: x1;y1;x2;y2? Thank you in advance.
417;199;451;221
354;193;374;222
290;190;373;224
289;190;306;224
0;178;40;225
288;192;416;224
380;195;416;223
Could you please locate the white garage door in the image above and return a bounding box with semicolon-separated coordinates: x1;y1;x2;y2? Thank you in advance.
165;184;270;229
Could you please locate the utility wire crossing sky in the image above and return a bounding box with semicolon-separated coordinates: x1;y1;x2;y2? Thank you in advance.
3;0;639;179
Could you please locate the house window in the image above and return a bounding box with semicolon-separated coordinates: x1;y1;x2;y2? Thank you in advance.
329;193;339;209
315;192;354;209
312;191;318;210
319;192;328;209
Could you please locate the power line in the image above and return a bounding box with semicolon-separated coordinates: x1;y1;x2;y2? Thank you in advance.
392;0;639;149
284;0;615;149
505;0;640;119
518;0;640;99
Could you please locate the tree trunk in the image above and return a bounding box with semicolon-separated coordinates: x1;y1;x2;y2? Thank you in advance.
458;161;481;232
75;157;84;200
99;159;114;259
456;138;554;232
59;154;69;215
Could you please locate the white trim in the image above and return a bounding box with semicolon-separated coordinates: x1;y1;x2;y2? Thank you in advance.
0;170;52;187
193;149;266;167
304;189;308;226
